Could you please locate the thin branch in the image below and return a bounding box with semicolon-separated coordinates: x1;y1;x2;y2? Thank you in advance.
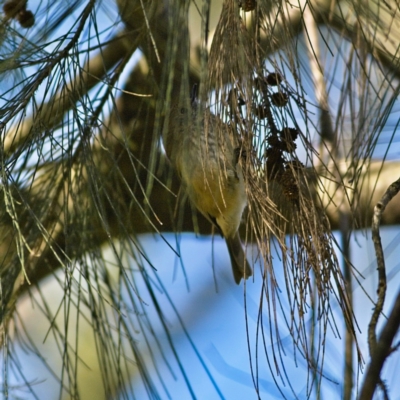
3;30;132;157
369;177;400;350
2;0;98;155
359;289;400;400
303;2;335;147
360;176;400;400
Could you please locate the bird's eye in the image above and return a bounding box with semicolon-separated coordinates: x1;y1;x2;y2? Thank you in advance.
180;107;187;114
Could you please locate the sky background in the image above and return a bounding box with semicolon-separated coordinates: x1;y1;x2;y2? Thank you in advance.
6;226;400;400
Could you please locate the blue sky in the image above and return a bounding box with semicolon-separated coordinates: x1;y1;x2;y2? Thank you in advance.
7;227;400;399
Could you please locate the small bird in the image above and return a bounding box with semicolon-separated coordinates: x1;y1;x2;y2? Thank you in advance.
163;86;252;283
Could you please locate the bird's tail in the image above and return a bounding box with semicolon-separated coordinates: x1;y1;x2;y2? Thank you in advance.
226;232;252;284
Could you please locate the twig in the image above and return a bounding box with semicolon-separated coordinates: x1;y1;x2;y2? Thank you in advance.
359;176;400;400
359;289;400;400
369;177;400;350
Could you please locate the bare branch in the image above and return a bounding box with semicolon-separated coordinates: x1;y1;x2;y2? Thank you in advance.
359;176;400;399
359;289;400;400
